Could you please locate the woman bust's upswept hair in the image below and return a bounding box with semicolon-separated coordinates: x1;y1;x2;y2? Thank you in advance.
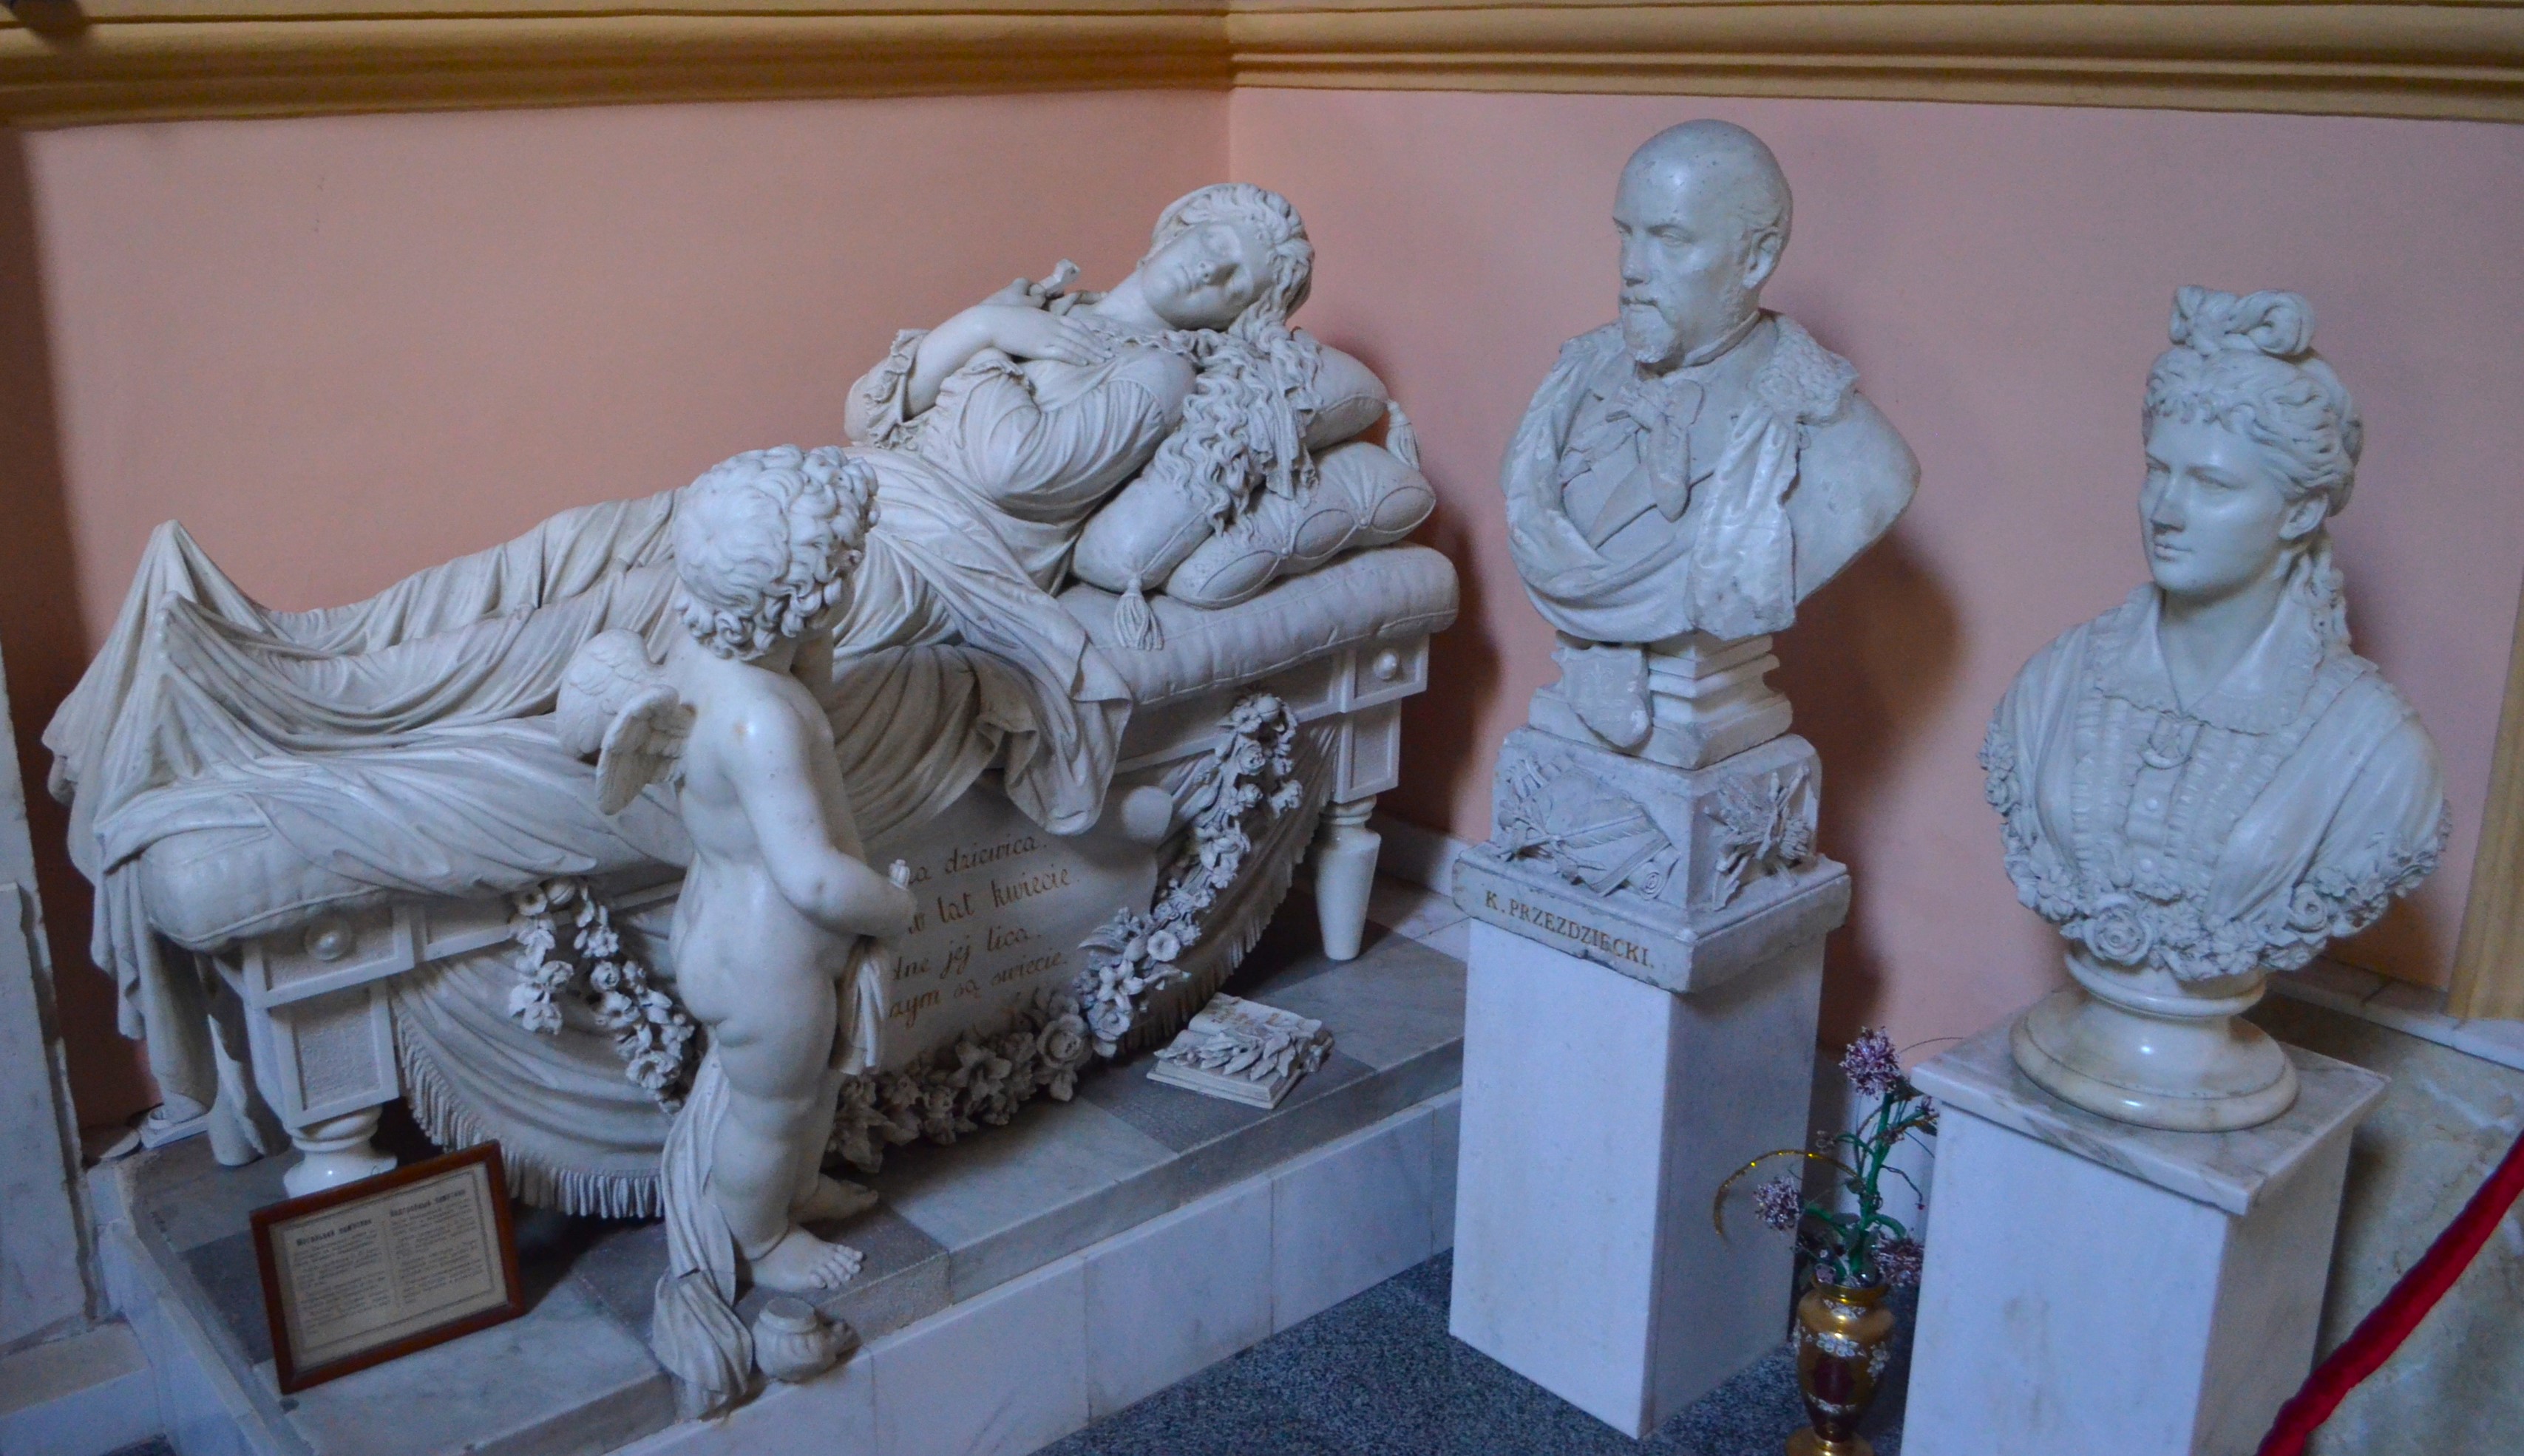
1144;183;1327;526
673;445;879;661
2143;287;2363;643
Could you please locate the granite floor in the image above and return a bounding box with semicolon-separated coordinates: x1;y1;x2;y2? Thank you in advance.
1043;1251;1914;1456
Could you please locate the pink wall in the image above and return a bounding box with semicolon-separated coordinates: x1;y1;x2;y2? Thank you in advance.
1230;90;2524;1047
1;92;1227;1123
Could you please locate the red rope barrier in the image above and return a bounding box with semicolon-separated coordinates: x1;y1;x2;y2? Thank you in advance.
2256;1117;2524;1456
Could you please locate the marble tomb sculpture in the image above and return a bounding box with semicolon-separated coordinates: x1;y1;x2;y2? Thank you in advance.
1986;286;2446;1132
43;184;1456;1276
1448;120;1917;1439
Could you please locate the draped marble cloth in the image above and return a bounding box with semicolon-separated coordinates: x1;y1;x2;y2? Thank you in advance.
1501;315;1859;644
44;330;1201;1194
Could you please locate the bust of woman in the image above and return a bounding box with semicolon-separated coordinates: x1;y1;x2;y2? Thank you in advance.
1984;288;2448;1132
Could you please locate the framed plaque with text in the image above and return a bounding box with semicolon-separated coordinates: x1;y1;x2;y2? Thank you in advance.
251;1143;526;1392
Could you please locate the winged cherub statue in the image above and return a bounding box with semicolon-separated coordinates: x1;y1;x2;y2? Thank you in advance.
560;444;919;1412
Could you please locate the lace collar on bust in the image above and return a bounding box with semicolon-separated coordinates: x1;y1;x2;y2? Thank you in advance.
2087;577;2341;736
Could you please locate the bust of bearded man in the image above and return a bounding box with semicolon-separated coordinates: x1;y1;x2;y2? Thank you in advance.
1502;120;1918;760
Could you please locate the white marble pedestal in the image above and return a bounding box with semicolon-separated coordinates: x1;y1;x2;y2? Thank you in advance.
1904;1020;2386;1456
1447;920;1828;1438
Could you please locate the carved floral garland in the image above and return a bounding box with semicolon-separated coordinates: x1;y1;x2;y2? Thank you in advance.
501;689;1304;1174
506;878;699;1110
825;984;1096;1175
1074;691;1304;1055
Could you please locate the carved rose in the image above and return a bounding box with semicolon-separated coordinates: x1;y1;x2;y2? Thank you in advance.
2081;897;2154;967
1038;1014;1089;1074
2284;883;2333;936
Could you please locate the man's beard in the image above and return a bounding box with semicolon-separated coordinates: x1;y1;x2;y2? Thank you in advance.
1620;299;1682;368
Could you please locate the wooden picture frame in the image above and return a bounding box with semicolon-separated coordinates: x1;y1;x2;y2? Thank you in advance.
250;1143;526;1394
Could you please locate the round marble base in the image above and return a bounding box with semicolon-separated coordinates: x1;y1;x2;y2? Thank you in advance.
2011;985;2299;1134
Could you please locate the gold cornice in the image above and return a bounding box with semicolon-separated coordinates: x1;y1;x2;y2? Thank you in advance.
0;7;1232;126
4;2;2523;126
1229;4;2524;122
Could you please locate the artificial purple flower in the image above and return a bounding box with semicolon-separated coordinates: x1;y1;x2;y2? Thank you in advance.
1754;1176;1804;1233
1841;1027;1904;1100
1873;1235;1926;1289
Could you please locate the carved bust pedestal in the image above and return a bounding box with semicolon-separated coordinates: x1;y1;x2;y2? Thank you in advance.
1446;120;1916;1437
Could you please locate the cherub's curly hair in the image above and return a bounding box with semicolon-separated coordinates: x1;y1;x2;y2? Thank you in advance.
671;445;878;661
2144;288;2364;646
1142;184;1325;527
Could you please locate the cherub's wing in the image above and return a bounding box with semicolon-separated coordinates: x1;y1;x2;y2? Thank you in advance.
595;684;691;814
557;629;691;814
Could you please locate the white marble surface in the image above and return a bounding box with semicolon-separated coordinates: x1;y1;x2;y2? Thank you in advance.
0;643;95;1351
2270;958;2524;1075
1368;812;1470;899
1911;1021;2385;1217
1904;1070;2364;1456
2245;994;2524;1456
880;1097;1178;1302
873;1253;1090;1456
1428;1089;1461;1255
0;1322;158;1456
284;1280;674;1456
1083;1178;1272;1417
1449;920;1822;1438
1273;1106;1439;1332
620;1095;1454;1456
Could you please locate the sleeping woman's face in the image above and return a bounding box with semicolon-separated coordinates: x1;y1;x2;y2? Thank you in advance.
1137;219;1272;331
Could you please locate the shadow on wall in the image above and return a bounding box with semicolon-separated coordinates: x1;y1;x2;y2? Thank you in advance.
1774;526;1961;1045
1395;467;1500;832
1336;333;1502;834
0;130;145;1129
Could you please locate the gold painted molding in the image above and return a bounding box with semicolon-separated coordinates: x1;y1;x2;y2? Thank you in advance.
2449;583;2524;1021
1230;3;2524;123
0;5;1231;126
6;1;2524;126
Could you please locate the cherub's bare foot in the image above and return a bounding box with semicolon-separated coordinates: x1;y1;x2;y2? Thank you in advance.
793;1174;880;1226
748;1225;864;1293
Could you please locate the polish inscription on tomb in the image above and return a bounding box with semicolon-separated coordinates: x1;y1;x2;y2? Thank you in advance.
866;790;1156;1069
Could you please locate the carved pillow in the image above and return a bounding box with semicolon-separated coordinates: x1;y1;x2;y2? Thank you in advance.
1300;343;1391;452
1071;339;1394;596
1165;440;1435;610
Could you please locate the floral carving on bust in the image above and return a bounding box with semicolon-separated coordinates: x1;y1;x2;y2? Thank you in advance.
1708;765;1814;907
1988;288;2448;1130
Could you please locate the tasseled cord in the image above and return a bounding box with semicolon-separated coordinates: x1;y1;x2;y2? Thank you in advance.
1384;401;1421;472
1116;574;1164;651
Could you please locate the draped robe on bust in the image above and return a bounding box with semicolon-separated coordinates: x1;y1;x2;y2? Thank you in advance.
44;328;1198;1109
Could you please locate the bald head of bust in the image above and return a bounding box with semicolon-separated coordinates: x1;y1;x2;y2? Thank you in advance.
1615;121;1794;371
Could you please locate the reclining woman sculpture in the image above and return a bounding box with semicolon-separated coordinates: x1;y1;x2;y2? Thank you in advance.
42;183;1332;1168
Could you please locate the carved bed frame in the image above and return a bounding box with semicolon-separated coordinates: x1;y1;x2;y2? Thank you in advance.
222;553;1451;1196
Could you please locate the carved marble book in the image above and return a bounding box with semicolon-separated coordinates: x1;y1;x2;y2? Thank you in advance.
1148;995;1332;1108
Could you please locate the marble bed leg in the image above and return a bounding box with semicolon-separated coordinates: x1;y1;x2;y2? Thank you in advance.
1313;795;1381;962
284;1105;397;1199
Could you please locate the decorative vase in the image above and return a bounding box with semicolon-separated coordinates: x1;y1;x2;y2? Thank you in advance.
1787;1275;1894;1456
752;1296;849;1384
